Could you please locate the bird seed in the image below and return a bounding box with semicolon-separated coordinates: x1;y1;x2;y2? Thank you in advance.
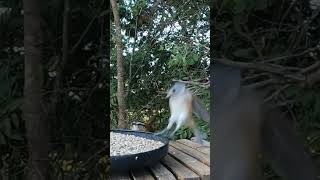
110;132;164;156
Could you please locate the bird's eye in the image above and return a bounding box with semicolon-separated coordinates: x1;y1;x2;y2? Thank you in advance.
172;89;175;93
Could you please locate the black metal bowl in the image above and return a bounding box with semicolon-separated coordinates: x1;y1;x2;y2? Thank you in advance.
110;129;169;173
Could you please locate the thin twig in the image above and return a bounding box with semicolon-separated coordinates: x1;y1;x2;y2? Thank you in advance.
70;15;98;54
243;79;276;89
70;0;105;54
213;57;305;81
301;61;320;74
172;79;209;88
261;46;319;63
264;84;290;103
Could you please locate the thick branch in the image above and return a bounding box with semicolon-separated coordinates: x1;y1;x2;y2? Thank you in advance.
111;0;126;128
23;0;49;179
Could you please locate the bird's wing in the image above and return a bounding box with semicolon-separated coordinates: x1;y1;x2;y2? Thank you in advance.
192;95;210;122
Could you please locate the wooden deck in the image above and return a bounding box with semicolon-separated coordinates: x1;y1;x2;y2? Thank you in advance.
110;138;210;180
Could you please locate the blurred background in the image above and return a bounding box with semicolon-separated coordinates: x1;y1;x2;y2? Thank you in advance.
213;0;320;179
0;0;108;179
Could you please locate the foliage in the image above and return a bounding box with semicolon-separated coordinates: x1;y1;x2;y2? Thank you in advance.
110;0;210;141
0;0;108;179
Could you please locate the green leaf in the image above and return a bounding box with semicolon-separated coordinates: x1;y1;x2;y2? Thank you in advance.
185;54;198;65
0;98;23;115
234;0;250;13
255;0;270;10
233;0;271;13
0;132;6;145
9;133;24;141
11;114;20;128
0;76;10;98
187;130;192;138
0;118;11;136
183;130;187;139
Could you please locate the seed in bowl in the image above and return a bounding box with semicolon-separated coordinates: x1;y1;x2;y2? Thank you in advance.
110;132;165;156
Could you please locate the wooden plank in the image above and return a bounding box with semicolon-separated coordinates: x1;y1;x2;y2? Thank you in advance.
149;163;176;180
169;141;210;166
161;155;200;180
190;137;210;146
196;146;210;156
168;146;210;180
176;139;210;156
109;172;132;180
176;139;203;148
131;168;155;180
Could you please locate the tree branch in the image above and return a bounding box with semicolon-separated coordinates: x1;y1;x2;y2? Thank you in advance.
213;57;305;81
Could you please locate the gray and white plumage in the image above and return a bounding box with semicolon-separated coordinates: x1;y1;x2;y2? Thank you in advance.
156;80;209;144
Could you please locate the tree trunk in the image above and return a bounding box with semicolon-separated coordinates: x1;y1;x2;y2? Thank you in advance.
23;0;49;179
56;0;69;94
110;0;126;128
50;0;70;140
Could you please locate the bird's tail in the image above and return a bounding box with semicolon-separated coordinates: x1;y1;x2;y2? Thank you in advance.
192;95;210;123
192;126;207;144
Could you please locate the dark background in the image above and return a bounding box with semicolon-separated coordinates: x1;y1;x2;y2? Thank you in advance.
0;0;109;179
212;0;320;179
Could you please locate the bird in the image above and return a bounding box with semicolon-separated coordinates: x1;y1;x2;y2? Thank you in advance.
155;80;209;144
130;121;147;131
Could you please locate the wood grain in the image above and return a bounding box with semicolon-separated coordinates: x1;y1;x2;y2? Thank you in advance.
149;163;176;180
170;141;210;166
131;168;155;180
168;146;210;180
161;155;200;180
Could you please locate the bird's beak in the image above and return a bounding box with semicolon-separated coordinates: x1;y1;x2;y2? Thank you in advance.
166;90;171;98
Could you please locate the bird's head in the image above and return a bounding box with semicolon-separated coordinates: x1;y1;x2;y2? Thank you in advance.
166;80;186;98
